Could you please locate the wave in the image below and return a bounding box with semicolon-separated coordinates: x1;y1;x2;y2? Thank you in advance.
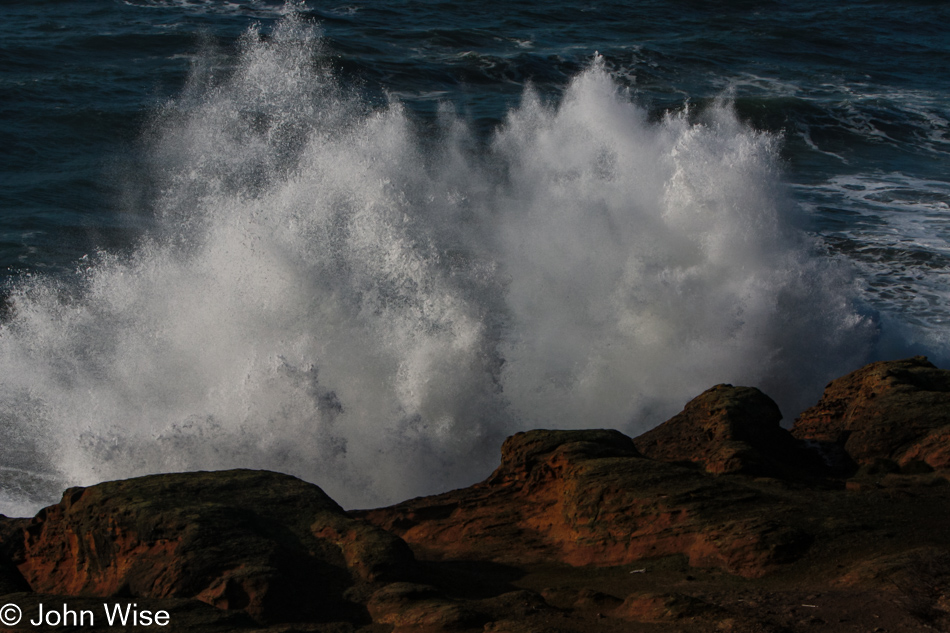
794;173;950;339
0;13;878;515
122;0;290;18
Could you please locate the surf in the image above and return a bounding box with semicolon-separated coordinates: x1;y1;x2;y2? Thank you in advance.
0;13;877;515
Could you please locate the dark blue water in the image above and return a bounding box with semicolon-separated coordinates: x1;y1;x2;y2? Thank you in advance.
4;1;948;271
1;0;948;515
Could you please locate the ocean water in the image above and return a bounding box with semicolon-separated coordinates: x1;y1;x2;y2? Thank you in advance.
1;0;948;515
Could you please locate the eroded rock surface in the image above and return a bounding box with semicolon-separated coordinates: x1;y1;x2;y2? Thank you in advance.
792;356;950;472
7;470;413;624
2;358;950;633
634;384;823;478
357;428;812;578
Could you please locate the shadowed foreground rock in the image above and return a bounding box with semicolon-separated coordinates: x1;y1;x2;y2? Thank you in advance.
0;357;949;633
6;470;414;625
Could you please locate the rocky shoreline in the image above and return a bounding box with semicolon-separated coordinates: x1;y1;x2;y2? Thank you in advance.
2;356;949;632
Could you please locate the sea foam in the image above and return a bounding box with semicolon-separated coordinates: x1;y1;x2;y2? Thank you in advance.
0;14;876;515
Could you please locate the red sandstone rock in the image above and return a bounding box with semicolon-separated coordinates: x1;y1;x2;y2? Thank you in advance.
4;358;950;632
633;384;823;477
895;426;950;471
6;469;414;624
356;429;812;578
792;356;950;472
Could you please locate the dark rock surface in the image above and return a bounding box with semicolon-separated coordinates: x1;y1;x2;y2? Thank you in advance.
8;470;413;625
792;355;950;473
1;357;949;632
634;384;825;478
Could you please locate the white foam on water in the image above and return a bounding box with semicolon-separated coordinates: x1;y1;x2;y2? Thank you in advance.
0;15;879;515
795;173;950;346
818;84;950;157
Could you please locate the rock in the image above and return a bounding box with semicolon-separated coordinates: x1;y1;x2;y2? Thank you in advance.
366;585;553;632
0;515;30;595
836;547;950;587
633;384;824;478
615;592;717;622
899;426;950;471
9;469;414;624
0;563;29;596
485;429;641;485
356;429;812;578
538;587;622;612
474;589;551;620
568;589;624;611
365;582;477;631
6;357;950;632
791;356;950;472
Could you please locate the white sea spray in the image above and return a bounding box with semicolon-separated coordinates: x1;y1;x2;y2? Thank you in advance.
0;15;877;515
